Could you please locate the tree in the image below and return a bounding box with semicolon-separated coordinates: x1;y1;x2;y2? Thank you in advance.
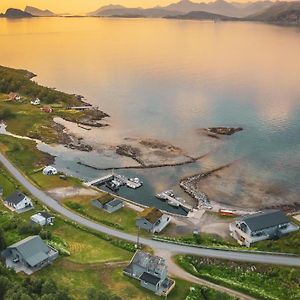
0;230;6;251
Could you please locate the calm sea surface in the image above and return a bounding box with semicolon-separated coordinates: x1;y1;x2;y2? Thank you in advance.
0;18;299;213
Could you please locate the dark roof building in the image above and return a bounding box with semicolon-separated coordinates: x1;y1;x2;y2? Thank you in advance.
230;209;299;247
241;210;289;231
6;191;27;205
1;236;58;274
124;250;175;296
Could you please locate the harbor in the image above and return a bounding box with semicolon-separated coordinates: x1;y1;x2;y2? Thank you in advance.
85;172;191;216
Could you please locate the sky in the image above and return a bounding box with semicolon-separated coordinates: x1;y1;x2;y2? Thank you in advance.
0;0;277;14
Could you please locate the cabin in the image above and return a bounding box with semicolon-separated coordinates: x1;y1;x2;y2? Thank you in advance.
124;250;175;296
229;209;299;247
41;106;53;113
91;197;124;213
31;98;41;106
1;236;58;275
4;191;33;213
43;166;58;175
8;92;21;101
31;212;55;226
136;207;171;233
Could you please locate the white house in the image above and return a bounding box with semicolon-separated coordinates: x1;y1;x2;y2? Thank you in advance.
136;207;171;233
5;191;33;212
31;212;55;226
43;166;57;176
230;209;299;247
31;98;41;106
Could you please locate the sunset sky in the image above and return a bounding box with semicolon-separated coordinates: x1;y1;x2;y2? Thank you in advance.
0;0;276;14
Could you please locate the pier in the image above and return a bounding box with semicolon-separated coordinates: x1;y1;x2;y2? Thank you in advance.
156;190;192;210
85;173;143;189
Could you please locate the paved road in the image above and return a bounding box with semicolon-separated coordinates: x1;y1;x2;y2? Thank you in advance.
1;153;300;267
155;249;257;300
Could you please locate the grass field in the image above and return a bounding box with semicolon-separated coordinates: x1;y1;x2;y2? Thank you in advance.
176;255;300;300
61;194;139;233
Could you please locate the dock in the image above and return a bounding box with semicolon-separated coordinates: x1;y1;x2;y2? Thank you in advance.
85;174;114;186
156;190;191;209
85;173;143;189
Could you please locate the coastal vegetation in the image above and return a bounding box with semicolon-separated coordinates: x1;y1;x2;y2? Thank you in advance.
176;255;300;300
0;65;108;145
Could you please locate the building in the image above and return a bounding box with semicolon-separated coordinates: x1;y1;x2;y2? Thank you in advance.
136;207;171;233
31;98;41;106
31;212;55;226
229;209;299;247
5;191;33;213
91;197;124;213
43;166;58;175
124;250;175;296
41;106;53;113
8;92;21;101
1;236;58;275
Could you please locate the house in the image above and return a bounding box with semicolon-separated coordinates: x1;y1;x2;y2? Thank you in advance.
43;166;57;175
124;250;175;296
31;98;41;106
91;197;124;213
41;106;53;113
136;207;171;233
8;92;21;101
4;191;33;213
229;209;299;247
31;212;55;226
1;236;58;275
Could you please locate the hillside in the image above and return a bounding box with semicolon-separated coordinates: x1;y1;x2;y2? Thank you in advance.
25;6;56;17
247;1;300;24
166;10;238;20
1;8;33;18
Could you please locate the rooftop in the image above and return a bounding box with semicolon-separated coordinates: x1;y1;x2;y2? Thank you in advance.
107;199;123;207
6;191;26;205
139;207;163;224
8;236;50;267
94;195;115;205
131;250;167;274
140;272;161;285
241;209;289;231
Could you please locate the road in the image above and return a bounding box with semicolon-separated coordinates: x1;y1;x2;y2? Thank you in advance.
1;153;300;268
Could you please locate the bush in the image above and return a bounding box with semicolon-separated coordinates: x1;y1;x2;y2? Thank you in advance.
0;108;15;120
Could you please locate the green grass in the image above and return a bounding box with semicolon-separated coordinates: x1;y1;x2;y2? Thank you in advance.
0;135;53;175
254;219;300;255
61;194;139;234
51;218;132;264
176;255;300;300
30;171;82;190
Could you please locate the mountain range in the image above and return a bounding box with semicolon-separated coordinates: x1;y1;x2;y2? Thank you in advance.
0;8;33;18
1;2;300;25
24;6;56;17
88;0;275;18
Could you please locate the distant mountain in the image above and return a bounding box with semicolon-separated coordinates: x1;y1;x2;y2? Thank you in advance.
164;0;244;17
24;6;55;17
88;6;180;18
1;8;33;18
247;1;300;23
166;10;238;20
88;1;274;18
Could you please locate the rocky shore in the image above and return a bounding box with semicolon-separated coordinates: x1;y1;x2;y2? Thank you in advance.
206;127;243;136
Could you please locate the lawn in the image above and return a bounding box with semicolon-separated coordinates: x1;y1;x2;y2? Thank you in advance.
61;194;139;234
36;259;236;300
0;135;53;175
176;255;300;300
30;171;82;190
51;218;132;264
